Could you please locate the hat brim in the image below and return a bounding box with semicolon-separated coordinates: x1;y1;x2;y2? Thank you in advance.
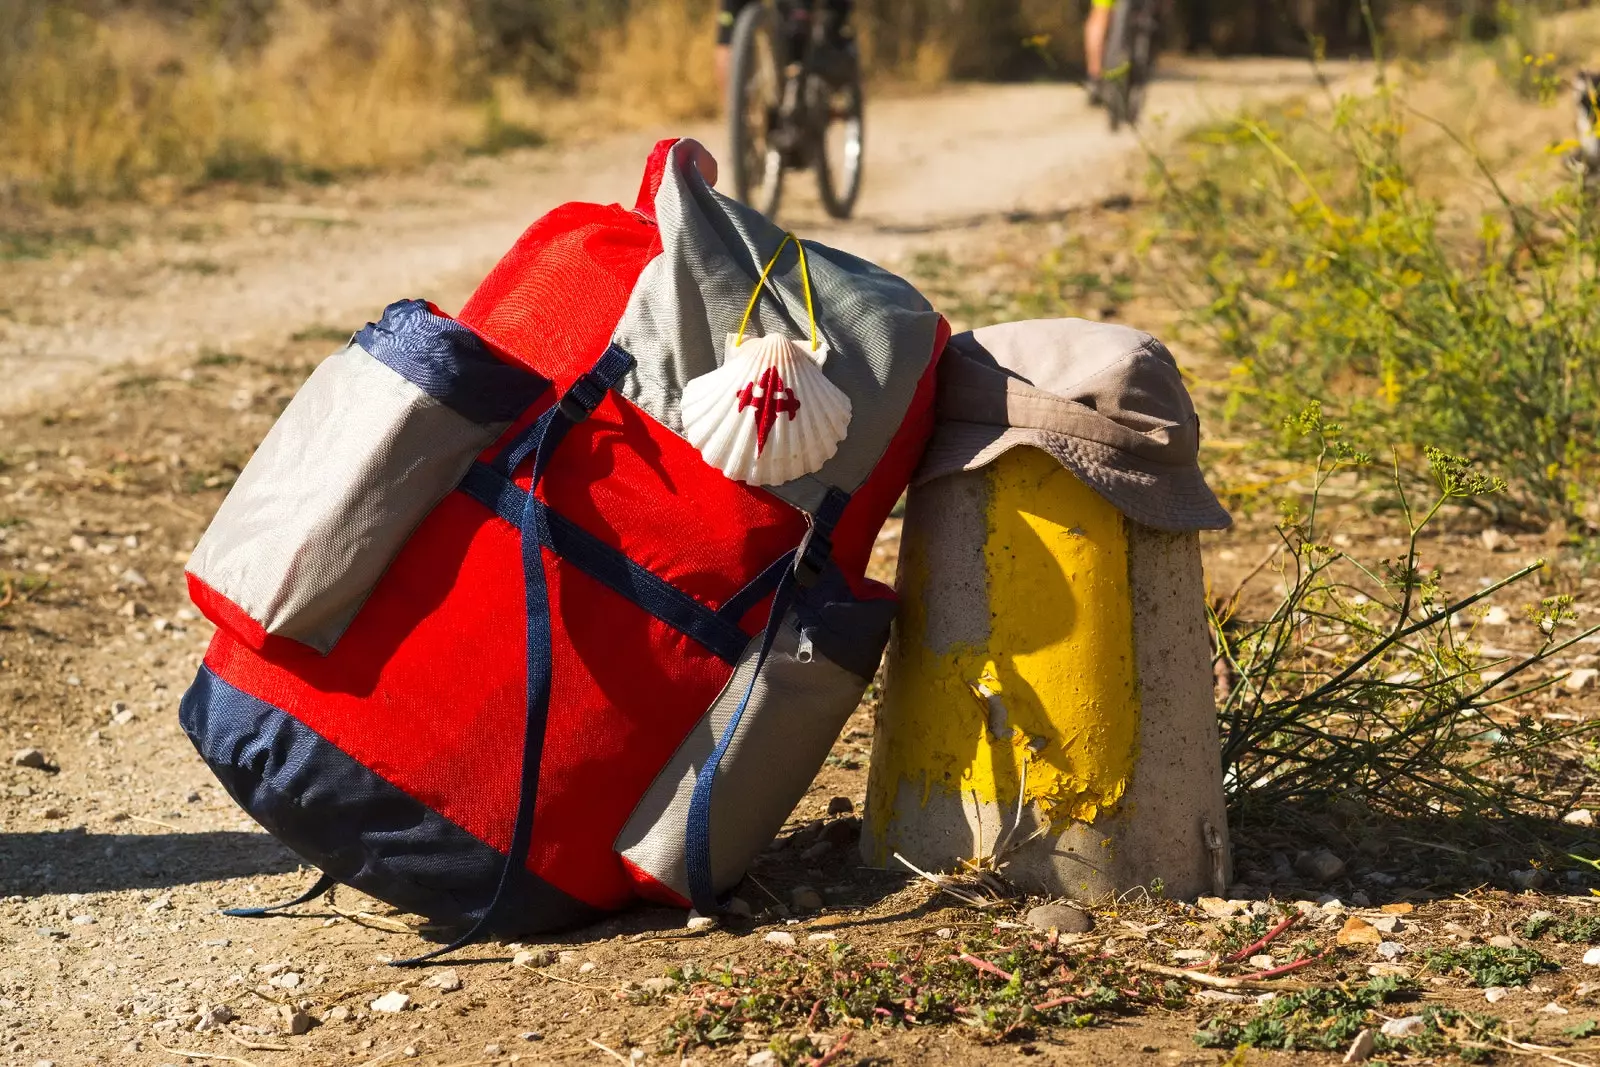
915;423;1233;532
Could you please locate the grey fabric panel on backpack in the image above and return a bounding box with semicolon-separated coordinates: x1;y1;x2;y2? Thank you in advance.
615;613;876;900
186;344;509;654
612;139;943;515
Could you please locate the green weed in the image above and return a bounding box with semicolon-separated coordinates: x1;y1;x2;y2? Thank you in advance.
1521;912;1600;942
1422;945;1555;987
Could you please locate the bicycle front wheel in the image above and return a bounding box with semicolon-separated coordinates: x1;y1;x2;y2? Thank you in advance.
812;55;864;220
728;2;786;218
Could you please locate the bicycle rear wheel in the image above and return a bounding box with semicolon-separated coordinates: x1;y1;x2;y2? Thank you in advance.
812;52;864;220
1102;0;1153;131
728;2;786;218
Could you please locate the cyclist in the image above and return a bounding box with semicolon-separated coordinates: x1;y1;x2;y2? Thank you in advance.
715;0;856;95
1084;0;1114;104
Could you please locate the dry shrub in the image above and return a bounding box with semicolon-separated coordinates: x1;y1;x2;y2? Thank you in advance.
583;0;719;123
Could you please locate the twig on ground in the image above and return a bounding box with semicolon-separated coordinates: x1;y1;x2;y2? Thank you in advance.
125;814;183;832
955;953;1015;982
1226;913;1301;963
1238;953;1324;981
810;1032;852;1067
891;852;995;909
223;1031;290;1052
1130;960;1311;992
0;578;14;611
327;905;414;934
153;1045;260;1067
587;1037;632;1065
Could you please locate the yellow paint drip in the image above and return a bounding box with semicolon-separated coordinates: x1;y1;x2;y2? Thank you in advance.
870;448;1140;833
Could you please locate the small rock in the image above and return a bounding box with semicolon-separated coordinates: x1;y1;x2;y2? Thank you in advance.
1026;904;1094;934
808;932;837;943
726;897;753;919
201;938;230;948
579;961;597;975
763;931;797;948
1486;987;1511;1004
1487;935;1520;950
1444;922;1479;941
423;969;461;993
323;1006;351;1023
1510;870;1550;891
1337;918;1382;946
1372;914;1404;934
1584;948;1600;966
799;840;832;862
39;807;67;820
110;704;136;726
686;912;716;932
1542;1002;1571;1015
193;1004;235;1032
520;1032;543;1041
12;748;50;770
1568;669;1600;692
827;796;854;815
638;976;677;995
1247;954;1274;970
370;991;411;1013
1381;1015;1426;1038
1484;605;1512;625
281;1006;317;1035
1368;963;1412;978
512;948;554;967
256;961;289;975
1377;941;1408;960
1197;896;1243;919
1342;1028;1376;1064
145;895;172;914
69;913;94;925
1567;810;1596;827
1172;948;1210;961
1296;849;1347;883
747;1052;777;1067
790;887;824;912
119;568;149;589
484;1045;503;1056
38;928;67;940
1196;989;1250;1003
269;971;302;988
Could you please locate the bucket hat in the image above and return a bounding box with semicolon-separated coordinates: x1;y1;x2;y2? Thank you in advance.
915;318;1231;531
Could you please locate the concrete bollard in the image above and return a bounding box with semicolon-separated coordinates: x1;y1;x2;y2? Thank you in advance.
861;319;1233;901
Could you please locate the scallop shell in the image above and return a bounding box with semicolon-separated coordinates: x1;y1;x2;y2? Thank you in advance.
681;333;853;486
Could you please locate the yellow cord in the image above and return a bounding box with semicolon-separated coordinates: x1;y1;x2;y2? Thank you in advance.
734;233;819;352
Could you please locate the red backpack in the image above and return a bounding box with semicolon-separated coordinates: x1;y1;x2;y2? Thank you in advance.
179;138;947;958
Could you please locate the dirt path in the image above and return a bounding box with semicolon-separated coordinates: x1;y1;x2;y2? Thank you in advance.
0;58;1336;415
0;60;1394;1067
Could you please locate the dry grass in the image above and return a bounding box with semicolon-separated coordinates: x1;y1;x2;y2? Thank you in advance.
582;0;721;124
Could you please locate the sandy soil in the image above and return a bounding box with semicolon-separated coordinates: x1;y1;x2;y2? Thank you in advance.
17;58;1592;1067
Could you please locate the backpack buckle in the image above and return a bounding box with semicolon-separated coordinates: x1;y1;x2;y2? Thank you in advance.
558;375;607;423
793;526;833;588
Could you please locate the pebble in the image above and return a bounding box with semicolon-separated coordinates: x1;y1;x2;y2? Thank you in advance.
110;704;136;726
1372;915;1404;934
269;972;302;988
807;932;837;943
1487;935;1519;950
1196;989;1250;1003
370;991;411;1013
1026;903;1094;934
1295;849;1346;883
484;1045;503;1056
1248;955;1274;970
747;1052;777;1067
638;976;677;995
146;895;172;914
12;748;50;770
1380;1015;1426;1038
193;1004;235;1032
763;931;797;948
1567;810;1596;827
520;1032;543;1041
1542;1002;1571;1015
423;969;461;992
256;961;289;975
1196;897;1244;919
1172;948;1210;961
935;928;953;939
323;1006;351;1023
579;962;597;975
512;948;555;967
1485;605;1511;626
1567;669;1600;692
119;568;149;588
1444;922;1478;941
1336;918;1381;946
1584;948;1600;966
790;887;824;912
685;913;716;932
1377;941;1408;959
69;914;94;925
1486;987;1510;1003
1342;1028;1375;1064
827;796;854;815
1368;963;1411;978
281;1006;316;1035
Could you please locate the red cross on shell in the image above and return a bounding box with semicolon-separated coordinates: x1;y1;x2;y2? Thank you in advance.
680;333;854;486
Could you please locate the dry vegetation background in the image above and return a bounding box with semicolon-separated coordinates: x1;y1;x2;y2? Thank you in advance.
0;0;1581;209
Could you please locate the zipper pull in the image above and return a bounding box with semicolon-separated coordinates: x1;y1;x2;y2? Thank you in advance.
795;631;815;664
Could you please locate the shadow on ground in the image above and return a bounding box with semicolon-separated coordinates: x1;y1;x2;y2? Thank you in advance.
0;829;302;896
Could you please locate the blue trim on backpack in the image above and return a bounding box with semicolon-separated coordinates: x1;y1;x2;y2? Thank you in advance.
684;487;852;915
395;344;637;965
180;666;598;935
355;299;548;425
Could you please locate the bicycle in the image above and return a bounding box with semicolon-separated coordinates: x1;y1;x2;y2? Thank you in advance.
726;0;865;220
1100;0;1159;132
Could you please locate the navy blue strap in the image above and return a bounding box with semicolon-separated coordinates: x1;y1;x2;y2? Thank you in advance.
222;871;338;918
458;466;751;665
684;488;852;915
716;550;796;626
491;344;634;478
394;345;633;966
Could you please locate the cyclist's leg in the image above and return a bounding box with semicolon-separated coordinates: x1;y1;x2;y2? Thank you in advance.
716;0;754;95
1085;0;1114;81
